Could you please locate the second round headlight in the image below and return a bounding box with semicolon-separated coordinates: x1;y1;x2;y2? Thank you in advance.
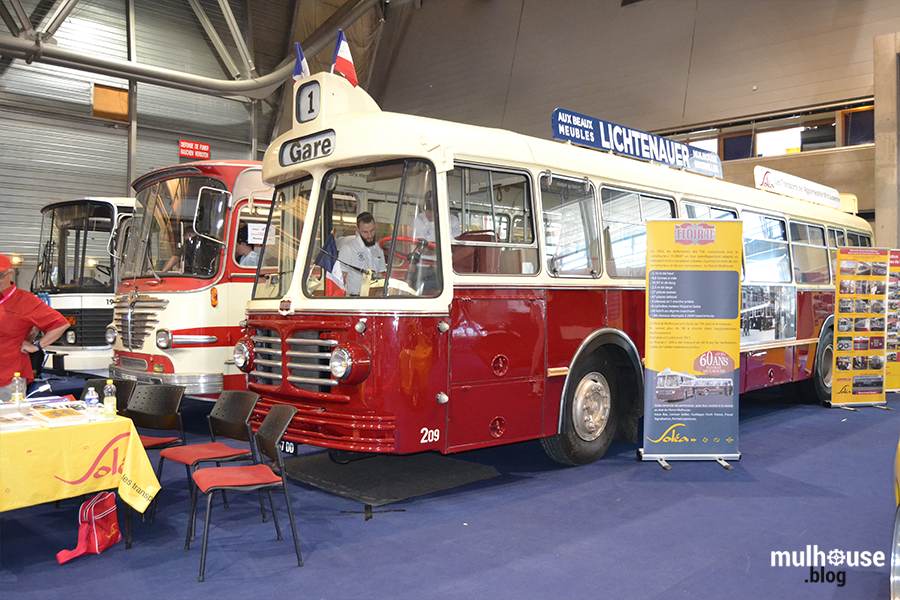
329;347;352;379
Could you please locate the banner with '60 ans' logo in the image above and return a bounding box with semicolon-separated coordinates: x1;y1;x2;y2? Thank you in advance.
641;220;742;462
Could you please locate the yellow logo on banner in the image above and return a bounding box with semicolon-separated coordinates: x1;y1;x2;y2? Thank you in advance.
646;423;695;444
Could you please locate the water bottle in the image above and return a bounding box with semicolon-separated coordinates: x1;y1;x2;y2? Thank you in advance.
10;372;25;404
85;387;100;422
103;380;117;419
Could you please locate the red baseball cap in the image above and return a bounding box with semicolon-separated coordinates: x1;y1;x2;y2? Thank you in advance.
0;254;11;271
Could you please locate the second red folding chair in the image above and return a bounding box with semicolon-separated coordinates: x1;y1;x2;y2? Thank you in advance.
156;390;264;540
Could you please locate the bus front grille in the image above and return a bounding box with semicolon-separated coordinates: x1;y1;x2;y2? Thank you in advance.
250;327;283;386
113;293;168;350
57;308;114;347
285;330;338;392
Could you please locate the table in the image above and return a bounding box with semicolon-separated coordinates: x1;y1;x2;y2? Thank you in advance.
0;417;160;514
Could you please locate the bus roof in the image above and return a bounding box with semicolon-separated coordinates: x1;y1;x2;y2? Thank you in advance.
131;160;263;192
41;197;135;213
265;73;870;234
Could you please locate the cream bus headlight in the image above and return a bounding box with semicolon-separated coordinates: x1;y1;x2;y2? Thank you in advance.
234;340;253;372
66;331;76;344
156;329;172;349
105;326;117;345
329;342;371;385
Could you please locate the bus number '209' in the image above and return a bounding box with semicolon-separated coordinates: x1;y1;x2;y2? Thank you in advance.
420;427;440;443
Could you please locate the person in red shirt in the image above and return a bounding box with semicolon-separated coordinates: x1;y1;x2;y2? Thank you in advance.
0;254;70;401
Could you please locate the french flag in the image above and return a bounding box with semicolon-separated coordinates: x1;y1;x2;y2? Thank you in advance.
314;231;345;296
331;29;358;87
293;42;310;82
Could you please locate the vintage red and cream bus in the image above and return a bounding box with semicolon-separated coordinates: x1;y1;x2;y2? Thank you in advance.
107;161;271;395
31;197;134;376
234;72;872;465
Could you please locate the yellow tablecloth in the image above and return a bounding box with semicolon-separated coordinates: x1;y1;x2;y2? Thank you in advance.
0;417;160;513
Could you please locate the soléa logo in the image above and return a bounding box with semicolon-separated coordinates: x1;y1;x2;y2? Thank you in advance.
770;545;885;588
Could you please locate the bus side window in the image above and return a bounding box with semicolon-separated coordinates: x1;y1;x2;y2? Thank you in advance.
742;212;791;283
790;222;829;284
847;230;872;247
449;165;539;275
601;187;675;279
540;174;600;278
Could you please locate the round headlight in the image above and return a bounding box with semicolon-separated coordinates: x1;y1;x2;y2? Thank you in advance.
66;330;76;344
328;342;371;385
330;347;352;380
234;340;252;372
156;329;172;349
105;326;117;345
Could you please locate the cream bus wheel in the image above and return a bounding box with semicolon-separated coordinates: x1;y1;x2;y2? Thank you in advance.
541;350;618;465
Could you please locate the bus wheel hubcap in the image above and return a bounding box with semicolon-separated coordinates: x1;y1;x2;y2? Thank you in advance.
573;372;611;442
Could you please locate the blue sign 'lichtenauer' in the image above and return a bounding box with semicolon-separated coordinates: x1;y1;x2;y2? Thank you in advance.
552;108;723;179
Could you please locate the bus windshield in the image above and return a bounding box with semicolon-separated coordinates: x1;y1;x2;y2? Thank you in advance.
33;201;116;294
256;159;439;300
121;176;228;279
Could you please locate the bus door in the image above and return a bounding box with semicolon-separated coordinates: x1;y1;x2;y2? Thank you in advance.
448;289;546;450
444;164;545;450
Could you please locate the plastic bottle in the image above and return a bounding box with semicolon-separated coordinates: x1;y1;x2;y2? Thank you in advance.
10;372;25;403
103;380;117;419
85;387;100;421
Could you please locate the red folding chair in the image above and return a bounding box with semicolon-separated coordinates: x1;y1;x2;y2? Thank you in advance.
187;404;303;582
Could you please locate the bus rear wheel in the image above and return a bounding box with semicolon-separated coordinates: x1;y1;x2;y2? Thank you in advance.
541;351;619;466
801;328;833;405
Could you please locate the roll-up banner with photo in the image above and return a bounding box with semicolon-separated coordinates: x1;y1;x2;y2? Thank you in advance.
831;247;890;406
641;220;742;462
886;250;900;391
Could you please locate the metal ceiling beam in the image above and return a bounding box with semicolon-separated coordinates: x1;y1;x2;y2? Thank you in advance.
6;0;36;39
0;3;21;37
42;0;79;39
217;0;255;77
186;0;242;80
0;0;379;100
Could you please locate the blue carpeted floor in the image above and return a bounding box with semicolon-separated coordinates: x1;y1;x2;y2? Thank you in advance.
2;388;897;599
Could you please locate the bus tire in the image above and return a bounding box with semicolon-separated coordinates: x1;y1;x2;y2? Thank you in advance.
802;327;833;405
540;350;619;466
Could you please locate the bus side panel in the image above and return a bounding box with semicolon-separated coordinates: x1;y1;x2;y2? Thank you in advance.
794;289;834;380
372;314;450;454
544;288;608;436
448;288;545;450
604;288;646;357
743;346;795;391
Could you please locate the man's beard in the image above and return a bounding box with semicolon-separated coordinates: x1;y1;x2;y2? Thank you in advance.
362;236;376;247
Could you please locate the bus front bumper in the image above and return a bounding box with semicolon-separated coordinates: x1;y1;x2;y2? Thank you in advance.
109;365;223;395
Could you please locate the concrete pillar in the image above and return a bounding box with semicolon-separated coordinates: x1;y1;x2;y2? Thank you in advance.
874;32;900;248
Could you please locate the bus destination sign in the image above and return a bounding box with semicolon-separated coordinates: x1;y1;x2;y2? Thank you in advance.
552;108;722;179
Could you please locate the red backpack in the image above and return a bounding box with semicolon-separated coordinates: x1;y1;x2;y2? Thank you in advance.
56;492;122;564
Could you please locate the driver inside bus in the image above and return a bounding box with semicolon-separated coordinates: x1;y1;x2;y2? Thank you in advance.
163;228;197;272
338;212;386;296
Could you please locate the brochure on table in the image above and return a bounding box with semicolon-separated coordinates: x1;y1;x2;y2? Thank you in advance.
641;220;742;462
0;395;88;431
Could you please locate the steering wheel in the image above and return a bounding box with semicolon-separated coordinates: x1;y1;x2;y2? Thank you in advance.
379;236;436;270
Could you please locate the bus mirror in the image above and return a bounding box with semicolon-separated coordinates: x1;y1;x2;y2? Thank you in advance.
193;187;231;245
